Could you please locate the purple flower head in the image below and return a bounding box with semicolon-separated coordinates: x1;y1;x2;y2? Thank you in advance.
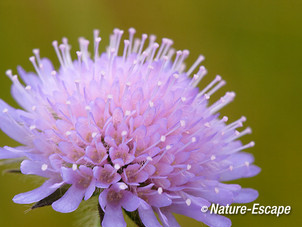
0;28;260;227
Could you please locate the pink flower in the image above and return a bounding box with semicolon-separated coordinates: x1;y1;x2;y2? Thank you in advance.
0;28;260;227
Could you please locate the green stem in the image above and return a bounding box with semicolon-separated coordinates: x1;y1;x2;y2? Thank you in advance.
124;209;145;227
98;202;105;226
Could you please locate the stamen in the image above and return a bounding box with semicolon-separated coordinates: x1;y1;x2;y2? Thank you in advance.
161;39;173;60
59;44;67;66
128;28;136;56
227;127;252;141
207;80;226;96
166;48;175;62
209;92;236;114
132;38;140;53
186;55;205;76
155;38;168;60
190;66;207;87
33;49;41;65
175;49;189;71
228;141;255;154
94;37;102;61
52;41;65;68
79;38;90;67
172;50;182;70
198;75;222;98
62;38;72;65
123;40;130;62
76;51;82;68
148;43;159;65
29;56;42;78
222;116;246;135
116;30;124;55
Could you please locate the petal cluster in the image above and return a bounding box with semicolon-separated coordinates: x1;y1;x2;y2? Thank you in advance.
0;28;260;227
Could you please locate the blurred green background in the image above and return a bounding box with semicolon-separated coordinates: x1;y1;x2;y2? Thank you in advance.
0;0;301;226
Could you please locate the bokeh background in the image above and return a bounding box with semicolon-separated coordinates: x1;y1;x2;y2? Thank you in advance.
0;0;301;226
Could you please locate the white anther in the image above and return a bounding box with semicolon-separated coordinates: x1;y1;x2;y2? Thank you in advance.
249;141;255;147
158;187;163;194
29;125;36;130
180;120;186;127
92;132;98;138
125;110;131;116
191;137;197;143
149;101;154;107
186;199;192;206
160;135;166;142
72;164;77;171
210;155;216;161
65;131;72;136
181;97;187;102
229;165;234;171
214;187;219;194
245;161;250;167
5;69;12;77
157;81;162;86
173;73;179;79
204;94;210;99
204;122;211;128
2;108;8;113
66;101;71;105
41;164;48;171
121;130;128;136
51;71;57;76
147;156;153;161
107;94;113;99
166;145;172;150
114;164;121;170
222;116;228;122
25;85;31;90
187;164;192;170
119;183;128;190
85;106;91;111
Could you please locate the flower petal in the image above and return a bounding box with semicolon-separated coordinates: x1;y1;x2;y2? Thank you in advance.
121;191;140;212
52;185;85;213
13;179;61;204
166;203;231;227
138;202;163;227
233;188;259;203
102;205;126;227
